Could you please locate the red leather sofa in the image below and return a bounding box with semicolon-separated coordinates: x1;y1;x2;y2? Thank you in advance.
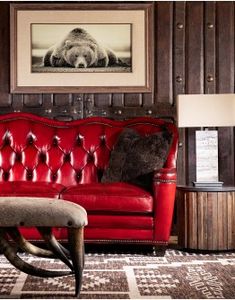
0;113;178;246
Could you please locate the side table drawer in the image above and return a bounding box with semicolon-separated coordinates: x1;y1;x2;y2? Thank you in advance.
177;188;235;250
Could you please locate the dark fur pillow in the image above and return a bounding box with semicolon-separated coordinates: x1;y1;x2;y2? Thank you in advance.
101;128;173;186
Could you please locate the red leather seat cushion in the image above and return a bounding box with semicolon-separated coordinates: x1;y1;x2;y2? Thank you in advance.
61;182;153;213
0;181;65;198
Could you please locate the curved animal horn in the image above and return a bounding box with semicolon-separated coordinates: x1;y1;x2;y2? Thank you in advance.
6;227;54;258
37;227;73;271
57;243;71;258
0;229;72;278
68;227;85;297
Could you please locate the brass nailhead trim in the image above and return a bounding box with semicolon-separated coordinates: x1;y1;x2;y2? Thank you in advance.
154;179;176;184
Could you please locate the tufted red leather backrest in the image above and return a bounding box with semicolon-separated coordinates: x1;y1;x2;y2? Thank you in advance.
0;113;178;187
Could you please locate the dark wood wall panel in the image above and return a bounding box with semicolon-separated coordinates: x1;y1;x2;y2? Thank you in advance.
174;2;186;184
216;2;235;186
216;2;234;93
0;1;235;186
185;2;204;185
204;2;216;94
23;94;43;107
0;3;11;107
155;2;173;104
185;2;204;94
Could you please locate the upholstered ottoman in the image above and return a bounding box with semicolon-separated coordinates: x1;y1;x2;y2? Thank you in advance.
0;197;88;297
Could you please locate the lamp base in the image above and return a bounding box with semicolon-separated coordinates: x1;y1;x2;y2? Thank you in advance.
193;181;224;188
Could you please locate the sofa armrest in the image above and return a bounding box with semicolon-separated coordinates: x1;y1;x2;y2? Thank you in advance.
152;168;177;243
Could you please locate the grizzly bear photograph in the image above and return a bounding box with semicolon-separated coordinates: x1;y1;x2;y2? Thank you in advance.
31;25;131;73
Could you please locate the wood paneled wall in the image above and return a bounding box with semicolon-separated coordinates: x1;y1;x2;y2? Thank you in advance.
0;1;234;186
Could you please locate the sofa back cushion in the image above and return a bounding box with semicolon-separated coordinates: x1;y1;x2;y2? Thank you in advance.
0;113;178;187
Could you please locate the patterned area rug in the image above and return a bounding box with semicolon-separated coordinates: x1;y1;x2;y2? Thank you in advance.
0;249;234;299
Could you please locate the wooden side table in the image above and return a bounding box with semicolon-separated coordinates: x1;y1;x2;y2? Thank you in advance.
177;186;235;250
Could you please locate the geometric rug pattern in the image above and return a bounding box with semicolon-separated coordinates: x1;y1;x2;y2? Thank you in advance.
0;249;234;299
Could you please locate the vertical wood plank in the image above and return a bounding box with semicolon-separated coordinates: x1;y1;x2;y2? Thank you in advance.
223;193;228;249
227;192;233;249
177;190;185;247
112;94;124;107
23;94;43;107
12;94;24;112
72;94;84;119
155;2;173;104
185;2;204;184
183;192;188;247
0;3;12;107
94;94;112;107
174;2;186;185
217;192;224;250
185;2;204;94
188;192;197;249
216;2;234;93
84;94;94;117
186;128;196;185
202;192;208;249
216;2;235;186
207;193;217;250
124;94;142;107
207;192;213;250
54;94;73;106
173;1;186;98
204;2;216;94
232;193;235;249
218;127;235;185
197;192;205;249
211;192;218;250
142;94;154;107
197;192;209;250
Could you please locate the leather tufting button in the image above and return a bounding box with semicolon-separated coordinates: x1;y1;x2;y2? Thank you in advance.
97;168;104;181
27;136;34;145
39;152;47;163
52;172;57;181
76;136;82;146
64;153;71;163
15;152;22;162
100;135;106;146
3;171;9;181
26;170;33;180
4;137;10;146
87;153;94;163
76;172;82;182
52;138;58;146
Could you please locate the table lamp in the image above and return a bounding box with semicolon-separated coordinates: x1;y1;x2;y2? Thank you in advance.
176;93;235;187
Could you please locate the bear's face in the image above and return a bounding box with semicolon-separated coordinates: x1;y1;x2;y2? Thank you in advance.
63;41;97;68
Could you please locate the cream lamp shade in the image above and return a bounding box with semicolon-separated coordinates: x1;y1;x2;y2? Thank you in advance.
177;94;235;128
176;93;235;186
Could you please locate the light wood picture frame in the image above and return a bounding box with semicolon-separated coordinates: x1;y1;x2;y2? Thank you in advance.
10;3;154;94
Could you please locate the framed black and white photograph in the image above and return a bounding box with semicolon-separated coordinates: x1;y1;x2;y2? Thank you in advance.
10;3;154;93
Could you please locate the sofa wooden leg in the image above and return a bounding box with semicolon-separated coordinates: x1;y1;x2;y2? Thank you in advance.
152;245;167;256
68;227;85;298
